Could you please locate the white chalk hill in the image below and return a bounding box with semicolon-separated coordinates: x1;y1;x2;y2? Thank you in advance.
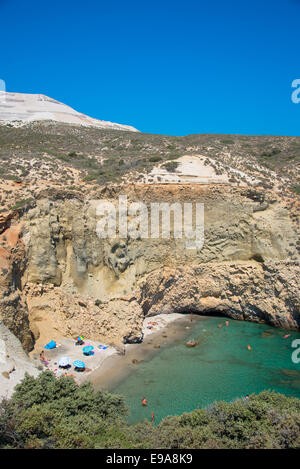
0;91;139;132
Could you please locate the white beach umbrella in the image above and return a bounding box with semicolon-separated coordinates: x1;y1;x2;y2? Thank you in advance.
58;357;70;367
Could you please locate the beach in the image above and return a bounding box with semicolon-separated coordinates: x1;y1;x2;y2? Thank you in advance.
86;313;193;390
29;313;191;387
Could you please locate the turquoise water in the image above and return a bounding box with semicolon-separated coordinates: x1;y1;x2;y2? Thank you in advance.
112;316;300;424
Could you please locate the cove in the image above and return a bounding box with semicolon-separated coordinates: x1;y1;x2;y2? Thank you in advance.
111;315;300;425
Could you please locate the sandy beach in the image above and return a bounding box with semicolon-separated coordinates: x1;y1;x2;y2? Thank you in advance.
27;313;191;387
86;313;193;391
33;337;118;384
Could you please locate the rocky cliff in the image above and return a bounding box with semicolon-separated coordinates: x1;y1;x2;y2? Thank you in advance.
0;125;299;354
0;181;298;352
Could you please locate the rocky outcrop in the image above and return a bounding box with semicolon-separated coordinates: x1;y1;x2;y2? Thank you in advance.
22;185;299;292
0;183;299;351
0;215;34;351
24;283;143;350
137;262;300;330
0;321;39;398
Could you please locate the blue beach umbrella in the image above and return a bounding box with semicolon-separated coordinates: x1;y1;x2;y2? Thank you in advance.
58;357;70;367
45;340;56;350
73;360;86;369
83;345;94;355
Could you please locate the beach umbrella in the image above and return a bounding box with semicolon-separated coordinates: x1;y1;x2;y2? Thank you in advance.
83;345;94;355
73;360;85;369
45;340;56;350
58;357;70;367
74;335;84;341
98;345;108;350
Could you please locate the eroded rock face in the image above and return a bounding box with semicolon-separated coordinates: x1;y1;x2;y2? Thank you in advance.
0;214;34;351
0;184;299;350
23;185;299;293
23;283;144;350
0;321;39;397
138;262;300;330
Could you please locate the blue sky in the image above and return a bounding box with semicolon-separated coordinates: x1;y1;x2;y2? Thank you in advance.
0;0;299;135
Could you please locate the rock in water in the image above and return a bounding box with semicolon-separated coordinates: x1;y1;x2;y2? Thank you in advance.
186;340;199;348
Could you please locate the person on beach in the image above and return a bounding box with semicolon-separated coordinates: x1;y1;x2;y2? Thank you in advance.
141;397;148;406
40;350;49;366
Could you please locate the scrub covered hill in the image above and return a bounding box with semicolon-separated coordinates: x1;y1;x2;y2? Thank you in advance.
0;121;299;199
0;371;299;449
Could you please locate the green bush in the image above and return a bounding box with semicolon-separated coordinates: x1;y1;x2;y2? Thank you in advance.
221;139;235;145
163;161;179;172
11;198;34;211
0;372;299;449
149;156;162;162
261;148;281;158
82;173;98;182
291;185;300;195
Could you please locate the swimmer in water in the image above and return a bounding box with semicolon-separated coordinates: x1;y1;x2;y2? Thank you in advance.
225;321;229;326
141;397;148;406
151;411;155;422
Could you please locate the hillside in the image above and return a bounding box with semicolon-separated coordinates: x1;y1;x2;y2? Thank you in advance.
0;92;138;132
0;122;299;215
0;121;299;395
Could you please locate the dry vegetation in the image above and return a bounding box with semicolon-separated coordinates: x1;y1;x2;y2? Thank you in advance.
0;121;299;212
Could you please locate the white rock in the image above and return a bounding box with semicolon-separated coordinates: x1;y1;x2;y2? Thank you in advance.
0;91;139;132
0;322;40;399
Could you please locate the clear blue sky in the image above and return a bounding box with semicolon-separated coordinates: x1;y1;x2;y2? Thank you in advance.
0;0;299;136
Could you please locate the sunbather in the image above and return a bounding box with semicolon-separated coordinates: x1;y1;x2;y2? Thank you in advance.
40;350;49;366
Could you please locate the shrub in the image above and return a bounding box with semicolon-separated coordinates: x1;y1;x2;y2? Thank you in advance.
149;156;162;162
221;139;235;145
162;161;179;172
291;185;300;195
0;373;299;449
11;198;34;211
83;174;97;181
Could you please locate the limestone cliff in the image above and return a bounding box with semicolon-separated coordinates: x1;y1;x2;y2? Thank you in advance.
0;126;299;353
0;182;297;352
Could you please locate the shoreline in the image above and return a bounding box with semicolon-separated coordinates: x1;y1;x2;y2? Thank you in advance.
85;313;195;391
4;312;298;400
28;313;193;388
